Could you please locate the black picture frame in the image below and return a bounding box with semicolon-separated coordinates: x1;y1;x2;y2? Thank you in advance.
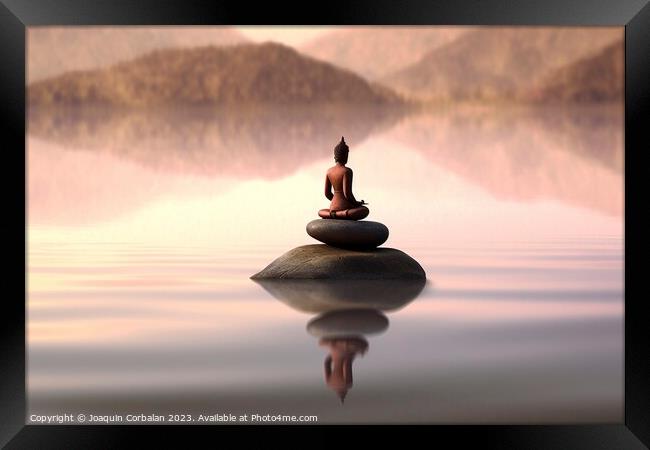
2;0;648;448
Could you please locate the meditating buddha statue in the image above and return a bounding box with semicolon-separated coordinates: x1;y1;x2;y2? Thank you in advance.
318;137;369;221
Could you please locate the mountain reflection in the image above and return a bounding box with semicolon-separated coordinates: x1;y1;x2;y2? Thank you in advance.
27;105;405;179
28;103;622;217
386;105;623;215
255;278;425;402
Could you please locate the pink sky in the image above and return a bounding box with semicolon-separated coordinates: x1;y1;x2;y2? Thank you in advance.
235;26;334;46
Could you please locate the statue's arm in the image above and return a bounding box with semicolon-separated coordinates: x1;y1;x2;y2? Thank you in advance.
325;174;333;200
343;169;359;205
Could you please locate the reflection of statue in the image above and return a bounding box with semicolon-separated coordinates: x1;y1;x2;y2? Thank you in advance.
320;337;368;403
253;278;427;404
308;309;388;403
318;137;369;220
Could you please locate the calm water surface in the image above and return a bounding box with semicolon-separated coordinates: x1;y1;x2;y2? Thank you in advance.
27;105;623;423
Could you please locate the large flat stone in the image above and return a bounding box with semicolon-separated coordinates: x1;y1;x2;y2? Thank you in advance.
250;244;426;280
306;219;389;250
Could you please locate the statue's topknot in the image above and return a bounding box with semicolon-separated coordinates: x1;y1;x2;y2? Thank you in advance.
334;136;349;162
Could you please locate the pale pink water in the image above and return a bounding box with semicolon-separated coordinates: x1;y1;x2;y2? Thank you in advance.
27;104;623;423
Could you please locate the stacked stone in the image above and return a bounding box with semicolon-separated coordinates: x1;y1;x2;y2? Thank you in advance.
306;219;388;250
251;218;425;280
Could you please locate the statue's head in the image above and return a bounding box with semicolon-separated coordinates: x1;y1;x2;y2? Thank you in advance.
334;136;349;164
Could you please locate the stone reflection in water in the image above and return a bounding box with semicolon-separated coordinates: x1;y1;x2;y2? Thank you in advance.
254;278;425;402
254;279;426;313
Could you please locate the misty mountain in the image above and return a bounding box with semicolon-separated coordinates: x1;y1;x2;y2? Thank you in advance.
528;41;623;103
28;43;404;107
382;27;622;102
28;26;249;84
300;27;468;80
